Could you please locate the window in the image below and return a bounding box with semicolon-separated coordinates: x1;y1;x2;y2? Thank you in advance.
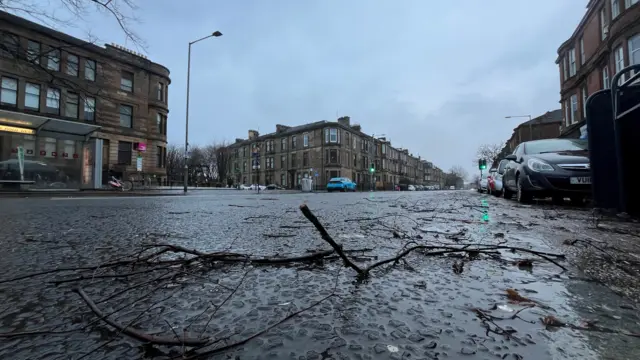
570;94;578;125
281;173;286;186
580;37;585;65
25;83;40;110
603;66;610;88
120;71;133;92
66;54;79;76
117;141;132;165
47;49;60;71
568;48;576;76
612;0;620;18
84;97;96;121
626;0;639;7
629;34;640;78
267;157;274;169
157;146;165;167
85;59;96;81
291;153;297;167
62;140;75;160
330;128;338;142
22;135;36;157
582;87;588;117
27;40;40;64
281;155;286;168
562;57;568;81
46;88;60;114
292;136;297;149
382;144;386;154
327;149;338;164
1;32;19;58
600;8;608;40
156;113;166;134
43;137;56;158
157;82;164;101
281;138;287;151
0;77;18;106
303;152;309;167
119;105;133;128
303;133;309;147
615;45;625;83
243;161;246;171
565;99;571;127
65;92;79;118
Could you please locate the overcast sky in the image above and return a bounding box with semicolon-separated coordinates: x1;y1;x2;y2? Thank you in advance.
19;0;587;176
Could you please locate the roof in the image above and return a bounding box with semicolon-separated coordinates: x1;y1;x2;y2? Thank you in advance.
520;109;563;127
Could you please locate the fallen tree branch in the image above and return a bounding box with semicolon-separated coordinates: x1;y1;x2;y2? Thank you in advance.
73;287;210;347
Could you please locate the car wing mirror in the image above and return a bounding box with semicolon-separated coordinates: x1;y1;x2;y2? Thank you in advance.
505;155;517;161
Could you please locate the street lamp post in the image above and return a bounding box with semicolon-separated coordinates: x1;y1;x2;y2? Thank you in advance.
505;115;533;142
184;31;223;193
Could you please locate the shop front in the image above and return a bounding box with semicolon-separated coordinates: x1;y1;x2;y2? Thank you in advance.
0;109;101;190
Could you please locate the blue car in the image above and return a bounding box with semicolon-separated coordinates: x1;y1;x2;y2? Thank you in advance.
327;177;357;192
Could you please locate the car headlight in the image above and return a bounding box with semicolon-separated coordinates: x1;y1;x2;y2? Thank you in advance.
527;158;554;172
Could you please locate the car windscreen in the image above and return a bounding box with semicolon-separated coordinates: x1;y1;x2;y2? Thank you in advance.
524;139;588;154
329;180;342;184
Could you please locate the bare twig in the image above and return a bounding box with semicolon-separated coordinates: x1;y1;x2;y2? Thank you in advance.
73;287;210;347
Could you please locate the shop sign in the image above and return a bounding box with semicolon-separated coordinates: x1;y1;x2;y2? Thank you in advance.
73;153;79;159
136;155;143;171
51;152;57;157
136;142;147;151
62;153;69;158
40;150;46;156
0;125;35;135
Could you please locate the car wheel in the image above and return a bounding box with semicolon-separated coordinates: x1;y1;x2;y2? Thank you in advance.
516;176;532;203
503;186;512;199
494;190;502;197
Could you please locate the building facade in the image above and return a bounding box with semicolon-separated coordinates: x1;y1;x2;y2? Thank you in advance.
226;116;433;190
495;110;563;164
556;0;640;138
0;11;170;189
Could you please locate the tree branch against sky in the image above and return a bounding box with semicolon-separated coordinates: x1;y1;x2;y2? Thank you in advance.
474;142;504;168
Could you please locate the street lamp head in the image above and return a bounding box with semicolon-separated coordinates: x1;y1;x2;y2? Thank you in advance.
212;31;223;37
505;116;512;119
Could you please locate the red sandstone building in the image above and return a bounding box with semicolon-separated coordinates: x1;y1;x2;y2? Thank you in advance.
556;0;639;138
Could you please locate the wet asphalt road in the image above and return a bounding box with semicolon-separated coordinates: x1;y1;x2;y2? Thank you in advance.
0;190;639;360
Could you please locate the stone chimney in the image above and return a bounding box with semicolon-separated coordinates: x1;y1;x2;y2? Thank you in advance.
351;124;361;132
248;130;259;140
337;116;350;127
276;124;290;133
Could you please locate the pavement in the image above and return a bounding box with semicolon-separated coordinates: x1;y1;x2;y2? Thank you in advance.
0;190;639;360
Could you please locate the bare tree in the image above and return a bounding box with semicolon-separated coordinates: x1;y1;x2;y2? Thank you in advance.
475;142;504;169
215;144;231;185
449;165;468;181
165;144;183;184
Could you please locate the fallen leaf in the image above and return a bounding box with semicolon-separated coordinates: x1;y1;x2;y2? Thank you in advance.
541;315;565;327
506;289;531;303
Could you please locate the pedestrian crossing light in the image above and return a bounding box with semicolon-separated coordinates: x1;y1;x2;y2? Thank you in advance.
478;159;487;170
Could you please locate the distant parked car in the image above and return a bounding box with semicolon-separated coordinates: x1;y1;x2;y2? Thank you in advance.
477;172;489;193
487;160;507;196
408;185;416;191
501;138;591;204
327;177;356;192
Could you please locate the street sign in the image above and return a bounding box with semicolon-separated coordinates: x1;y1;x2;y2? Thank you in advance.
136;155;143;171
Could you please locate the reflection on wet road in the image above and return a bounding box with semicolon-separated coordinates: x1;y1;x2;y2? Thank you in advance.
0;191;638;359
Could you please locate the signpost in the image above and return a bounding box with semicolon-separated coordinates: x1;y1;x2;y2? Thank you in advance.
136;155;143;172
17;146;25;181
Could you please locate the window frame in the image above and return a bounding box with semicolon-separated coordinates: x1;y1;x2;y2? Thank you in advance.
570;94;578;125
47;48;60;71
120;71;134;92
0;76;18;106
25;82;40;110
119;104;133;128
614;45;625;83
303;133;309;147
580;37;585;65
612;0;620;19
600;8;608;40
27;40;40;64
602;66;610;89
117;141;132;165
84;96;96;121
46;88;61;114
85;59;96;81
582;87;588;118
157;82;164;101
1;32;19;58
568;48;576;76
65;92;79;119
66;53;79;77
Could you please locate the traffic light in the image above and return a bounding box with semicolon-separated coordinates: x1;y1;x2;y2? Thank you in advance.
478;159;487;170
370;163;375;173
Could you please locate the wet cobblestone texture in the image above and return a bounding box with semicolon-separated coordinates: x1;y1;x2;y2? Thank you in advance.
0;191;639;360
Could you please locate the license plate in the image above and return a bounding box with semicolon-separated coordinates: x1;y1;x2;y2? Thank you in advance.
570;177;591;185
